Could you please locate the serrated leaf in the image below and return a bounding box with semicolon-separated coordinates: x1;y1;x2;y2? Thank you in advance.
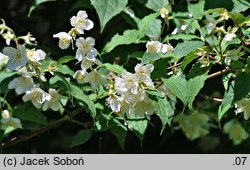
188;0;205;17
102;29;144;54
147;90;174;133
29;0;54;17
163;76;187;106
233;72;250;102
57;56;75;65
218;81;235;121
142;53;162;64
13;103;48;125
127;115;148;141
70;129;92;148
232;0;250;13
70;84;96;118
145;19;162;39
110;118;127;150
145;0;169;11
102;63;125;75
57;65;75;76
102;12;159;54
186;63;209;109
181;49;200;71
138;12;159;31
90;0;128;32
163;34;200;42
173;41;204;58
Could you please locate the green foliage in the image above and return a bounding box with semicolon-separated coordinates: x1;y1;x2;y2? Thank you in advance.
13;103;48;125
70;129;92;148
90;0;128;32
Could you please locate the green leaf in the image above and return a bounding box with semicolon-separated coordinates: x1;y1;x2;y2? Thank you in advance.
173;41;204;58
145;0;169;11
144;19;162;39
110;118;127;150
57;65;75;76
181;49;200;71
186;63;209;109
232;0;250;13
57;56;75;65
102;12;159;54
102;63;126;75
223;120;248;145
147;90;174;133
90;0;128;32
142;53;162;64
70;84;96;118
70;129;92;148
188;0;205;17
138;12;159;32
29;0;53;16
127;115;148;141
233;72;250;102
163;76;187;106
102;29;144;54
0;71;17;83
218;81;235;121
163;34;200;42
13;103;48;125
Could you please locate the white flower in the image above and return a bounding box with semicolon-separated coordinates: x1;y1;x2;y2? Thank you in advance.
2;31;14;45
1;110;10;119
53;32;72;49
1;110;22;130
3;45;27;71
0;52;9;70
8;76;34;94
70;10;94;34
120;71;139;94
85;70;107;89
162;43;174;53
73;70;87;84
106;94;121;112
146;41;162;53
224;27;238;41
1;117;22;130
160;7;169;18
26;49;46;63
134;99;154;117
22;85;50;109
171;24;187;35
134;63;154;84
81;57;102;70
43;88;60;111
76;37;97;61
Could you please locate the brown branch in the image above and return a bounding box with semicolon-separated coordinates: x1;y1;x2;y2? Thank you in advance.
198;94;223;102
166;62;183;70
0;108;86;150
206;67;231;80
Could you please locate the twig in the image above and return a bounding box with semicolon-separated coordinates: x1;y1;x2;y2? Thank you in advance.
206;67;231;80
167;62;183;70
0;108;85;149
198;94;223;102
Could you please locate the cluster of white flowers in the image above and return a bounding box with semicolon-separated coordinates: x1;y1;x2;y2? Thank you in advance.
146;40;174;54
107;64;155;117
0;45;61;111
54;10;107;90
0;109;22;130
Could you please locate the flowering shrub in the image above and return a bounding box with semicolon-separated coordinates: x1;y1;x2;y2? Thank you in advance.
0;0;250;152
